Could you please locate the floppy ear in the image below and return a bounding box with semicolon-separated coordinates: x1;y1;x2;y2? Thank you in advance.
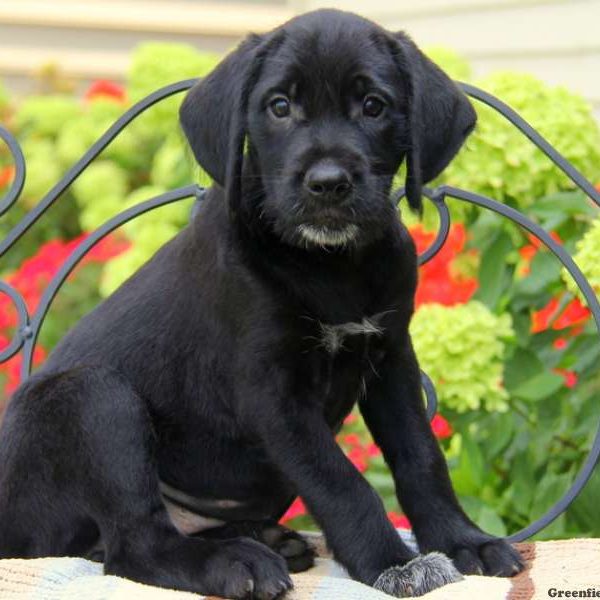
389;33;477;214
179;33;283;216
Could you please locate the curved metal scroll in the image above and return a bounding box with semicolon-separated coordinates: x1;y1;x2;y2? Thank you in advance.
0;127;26;217
418;186;600;543
0;280;31;362
396;84;600;542
18;185;204;381
0;79;197;258
1;78;599;542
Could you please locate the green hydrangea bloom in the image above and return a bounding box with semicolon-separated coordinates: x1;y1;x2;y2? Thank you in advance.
564;218;600;299
19;139;63;206
56;98;144;171
98;185;193;296
14;95;81;138
100;222;180;297
128;43;219;100
120;185;191;238
410;301;513;412
440;72;600;209
71;161;129;231
127;43;220;139
72;161;128;207
424;46;472;82
151;133;196;190
77;196;123;233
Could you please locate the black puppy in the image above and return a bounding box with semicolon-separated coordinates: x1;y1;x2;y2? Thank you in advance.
0;9;523;599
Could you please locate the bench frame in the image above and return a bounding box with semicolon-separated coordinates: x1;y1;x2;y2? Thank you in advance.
1;79;599;542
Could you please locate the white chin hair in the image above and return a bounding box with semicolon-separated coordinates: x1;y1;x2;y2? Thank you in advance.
298;224;359;247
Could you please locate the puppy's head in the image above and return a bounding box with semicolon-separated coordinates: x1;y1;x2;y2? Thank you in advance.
180;10;475;250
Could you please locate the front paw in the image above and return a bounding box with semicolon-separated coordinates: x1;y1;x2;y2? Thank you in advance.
449;537;524;577
202;538;292;600
373;553;463;597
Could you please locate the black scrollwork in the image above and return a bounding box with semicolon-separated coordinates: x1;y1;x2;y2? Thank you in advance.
0;79;598;541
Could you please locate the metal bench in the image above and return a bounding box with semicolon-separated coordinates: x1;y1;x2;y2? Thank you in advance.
1;79;599;543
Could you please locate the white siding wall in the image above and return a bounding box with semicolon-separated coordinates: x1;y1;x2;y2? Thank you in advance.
0;0;598;119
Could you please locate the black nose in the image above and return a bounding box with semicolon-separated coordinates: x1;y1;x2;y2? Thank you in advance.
304;161;353;201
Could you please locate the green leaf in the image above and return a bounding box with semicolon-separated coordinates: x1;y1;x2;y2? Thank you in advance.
530;472;574;540
512;371;564;401
450;433;485;496
513;252;562;297
365;471;395;494
484;413;515;459
474;231;513;309
533;514;567;540
530;191;597;221
567;468;600;536
569;335;600;373
511;312;533;347
531;472;573;519
477;506;507;537
508;456;535;516
504;348;544;391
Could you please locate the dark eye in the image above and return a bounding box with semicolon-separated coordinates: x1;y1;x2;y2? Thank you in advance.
269;96;291;118
363;95;386;118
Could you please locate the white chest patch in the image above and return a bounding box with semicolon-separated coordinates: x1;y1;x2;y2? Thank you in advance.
319;315;384;355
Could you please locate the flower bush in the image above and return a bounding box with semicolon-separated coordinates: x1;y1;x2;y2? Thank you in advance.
1;43;600;540
565;217;600;299
410;301;513;412
441;72;600;209
0;234;129;394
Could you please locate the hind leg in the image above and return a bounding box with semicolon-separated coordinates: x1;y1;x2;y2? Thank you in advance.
0;367;291;599
201;520;316;572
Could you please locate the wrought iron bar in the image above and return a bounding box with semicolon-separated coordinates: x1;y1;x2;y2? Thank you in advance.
0;126;26;217
437;184;600;542
0;79;598;541
0;280;30;362
19;185;203;380
0;80;197;257
458;82;600;208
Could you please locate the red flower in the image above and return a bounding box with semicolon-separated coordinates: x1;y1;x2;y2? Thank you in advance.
553;337;568;350
343;413;358;425
431;414;453;439
0;165;15;189
0;334;9;352
388;512;411;529
518;245;537;261
347;447;368;472
83;80;126;104
531;298;560;333
80;234;131;264
410;223;478;308
518;232;562;276
527;231;562;250
280;497;307;523
343;433;362;447
532;296;590;334
366;443;382;458
553;368;578;388
0;233;130;397
553;298;590;330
